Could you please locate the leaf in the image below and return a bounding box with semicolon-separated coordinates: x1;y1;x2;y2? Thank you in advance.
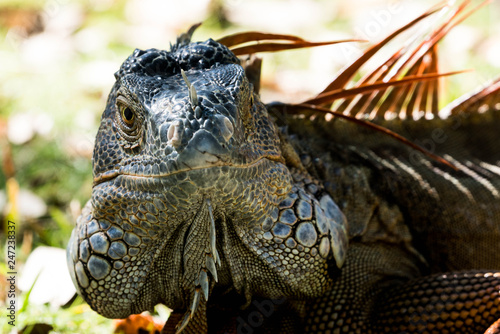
113;313;163;334
301;71;468;106
278;103;457;170
314;0;489;120
20;271;40;313
217;32;305;48
445;78;500;116
229;39;364;56
217;31;361;57
317;3;445;95
20;323;54;334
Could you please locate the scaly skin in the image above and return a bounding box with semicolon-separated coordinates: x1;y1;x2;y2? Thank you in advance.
274;80;500;332
67;10;500;334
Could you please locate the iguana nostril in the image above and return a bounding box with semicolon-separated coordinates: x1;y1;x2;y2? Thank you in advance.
216;115;234;142
167;120;184;148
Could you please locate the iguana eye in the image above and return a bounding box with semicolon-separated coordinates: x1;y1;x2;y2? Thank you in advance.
116;95;136;128
121;105;135;124
115;95;143;147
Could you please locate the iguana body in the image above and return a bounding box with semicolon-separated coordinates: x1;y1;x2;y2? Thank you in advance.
276;88;500;333
67;3;500;333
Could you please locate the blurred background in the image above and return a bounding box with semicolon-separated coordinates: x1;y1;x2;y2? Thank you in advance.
0;0;499;332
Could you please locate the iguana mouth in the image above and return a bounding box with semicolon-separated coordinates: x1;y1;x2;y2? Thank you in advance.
93;169;120;186
92;155;284;186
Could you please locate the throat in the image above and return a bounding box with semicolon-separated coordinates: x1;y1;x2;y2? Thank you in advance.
177;198;221;332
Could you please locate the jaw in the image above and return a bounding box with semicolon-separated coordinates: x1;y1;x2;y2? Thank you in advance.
66;204;165;318
68;158;293;318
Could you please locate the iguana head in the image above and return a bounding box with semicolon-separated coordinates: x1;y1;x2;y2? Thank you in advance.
67;31;345;325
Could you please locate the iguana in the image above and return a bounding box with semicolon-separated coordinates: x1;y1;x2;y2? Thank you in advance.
66;2;500;333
